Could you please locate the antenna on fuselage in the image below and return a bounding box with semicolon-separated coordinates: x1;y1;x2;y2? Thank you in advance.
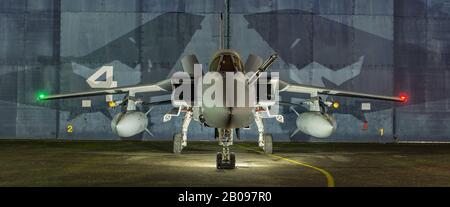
219;12;224;50
225;0;230;49
219;0;230;50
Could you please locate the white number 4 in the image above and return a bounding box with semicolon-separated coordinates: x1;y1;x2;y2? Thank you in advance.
86;66;117;102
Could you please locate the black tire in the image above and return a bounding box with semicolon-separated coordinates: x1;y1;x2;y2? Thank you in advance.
263;134;273;154
216;152;223;169
216;152;236;169
229;153;236;168
173;133;183;154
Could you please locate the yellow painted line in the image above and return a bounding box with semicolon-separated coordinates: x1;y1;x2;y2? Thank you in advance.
238;144;335;187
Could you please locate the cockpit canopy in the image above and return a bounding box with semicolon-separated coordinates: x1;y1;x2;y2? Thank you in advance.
209;50;244;73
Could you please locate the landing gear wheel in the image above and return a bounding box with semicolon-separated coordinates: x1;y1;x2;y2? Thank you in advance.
263;134;273;154
216;153;222;168
230;153;236;168
216;152;236;169
173;133;183;154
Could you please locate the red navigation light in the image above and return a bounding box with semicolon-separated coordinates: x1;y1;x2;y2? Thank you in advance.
399;94;408;102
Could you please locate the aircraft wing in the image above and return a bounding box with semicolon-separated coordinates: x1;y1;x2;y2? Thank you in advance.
279;80;406;102
40;79;172;100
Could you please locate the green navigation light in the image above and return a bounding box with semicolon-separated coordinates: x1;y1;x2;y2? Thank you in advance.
37;92;46;100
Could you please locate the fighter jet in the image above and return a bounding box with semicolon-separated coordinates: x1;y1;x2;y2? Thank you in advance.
38;2;407;169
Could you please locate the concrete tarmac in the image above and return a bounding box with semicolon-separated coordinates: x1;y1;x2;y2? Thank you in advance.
0;140;449;187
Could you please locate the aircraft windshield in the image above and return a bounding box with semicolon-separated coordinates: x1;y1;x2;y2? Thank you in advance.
209;51;244;72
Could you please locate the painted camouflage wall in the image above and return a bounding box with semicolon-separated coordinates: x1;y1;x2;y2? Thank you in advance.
0;0;449;142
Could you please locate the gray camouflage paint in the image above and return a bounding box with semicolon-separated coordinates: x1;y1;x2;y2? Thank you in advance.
0;0;449;142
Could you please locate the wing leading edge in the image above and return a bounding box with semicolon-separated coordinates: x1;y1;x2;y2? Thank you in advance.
39;79;172;100
279;80;407;102
39;79;406;102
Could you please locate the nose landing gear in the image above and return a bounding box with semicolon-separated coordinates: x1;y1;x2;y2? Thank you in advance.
216;129;236;169
216;152;235;169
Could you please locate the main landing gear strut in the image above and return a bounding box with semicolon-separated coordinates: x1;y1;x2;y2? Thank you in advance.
172;110;192;154
255;113;273;154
